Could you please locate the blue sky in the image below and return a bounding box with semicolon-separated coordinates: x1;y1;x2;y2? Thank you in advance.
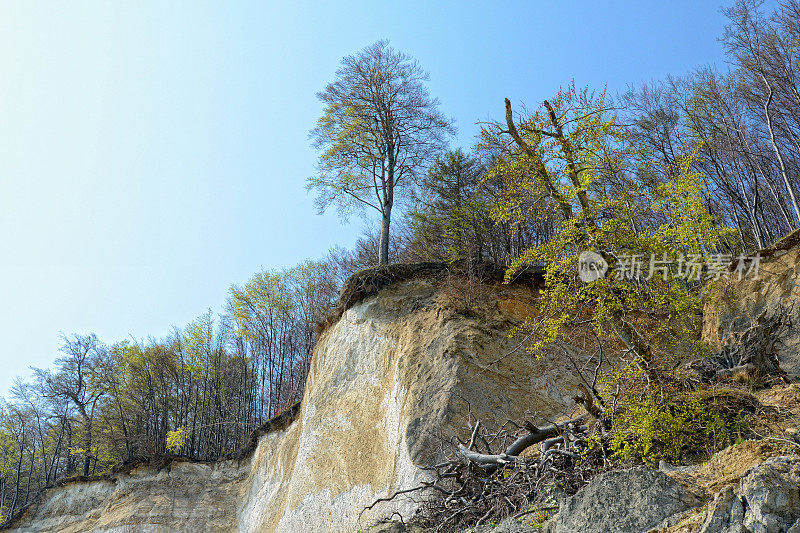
0;1;731;394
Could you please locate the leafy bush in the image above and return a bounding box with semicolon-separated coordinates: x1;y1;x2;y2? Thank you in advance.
607;385;755;466
166;426;188;453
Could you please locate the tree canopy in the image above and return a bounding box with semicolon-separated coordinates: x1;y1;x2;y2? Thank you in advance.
309;40;452;265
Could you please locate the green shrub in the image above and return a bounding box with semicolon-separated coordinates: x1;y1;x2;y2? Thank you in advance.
607;387;753;466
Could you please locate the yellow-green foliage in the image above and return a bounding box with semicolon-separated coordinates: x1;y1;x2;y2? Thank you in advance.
166;426;188;453
607;385;747;466
478;84;732;364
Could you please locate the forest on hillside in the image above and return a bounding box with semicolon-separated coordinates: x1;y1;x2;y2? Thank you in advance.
3;0;800;523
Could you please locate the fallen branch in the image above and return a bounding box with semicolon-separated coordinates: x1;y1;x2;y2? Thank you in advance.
457;415;587;473
411;411;604;532
514;415;587;456
456;446;523;465
542;448;579;461
540;437;564;455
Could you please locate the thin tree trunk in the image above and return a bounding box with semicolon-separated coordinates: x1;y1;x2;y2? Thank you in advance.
23;449;34;505
504;98;657;371
763;75;800;224
379;209;391;265
82;417;92;477
9;434;24;519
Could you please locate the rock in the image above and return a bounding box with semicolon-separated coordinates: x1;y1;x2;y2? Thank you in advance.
544;466;699;533
538;454;800;533
697;486;747;533
1;459;249;533
698;456;800;533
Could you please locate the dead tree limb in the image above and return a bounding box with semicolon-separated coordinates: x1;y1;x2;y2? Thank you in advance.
411;412;604;531
573;383;604;422
455;446;523;465
458;415;588;468
504;98;574;221
540;436;564;454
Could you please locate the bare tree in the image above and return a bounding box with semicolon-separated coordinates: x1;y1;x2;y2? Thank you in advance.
34;334;107;477
723;0;800;226
309;40;452;265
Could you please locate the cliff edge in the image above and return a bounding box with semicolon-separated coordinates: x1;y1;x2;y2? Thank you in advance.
5;265;593;532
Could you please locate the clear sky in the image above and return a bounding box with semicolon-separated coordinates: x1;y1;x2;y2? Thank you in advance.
0;1;732;395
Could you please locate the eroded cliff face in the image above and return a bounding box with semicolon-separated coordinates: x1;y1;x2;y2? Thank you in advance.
6;459;249;532
7;273;592;533
13;234;800;533
703;230;800;379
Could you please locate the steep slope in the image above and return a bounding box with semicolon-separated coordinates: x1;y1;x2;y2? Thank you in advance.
12;230;800;533
703;229;800;379
6;267;593;532
5;459;249;533
535;234;800;533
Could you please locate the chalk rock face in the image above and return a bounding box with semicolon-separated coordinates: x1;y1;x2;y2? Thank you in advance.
702;230;800;379
238;277;588;532
7;273;592;533
5;460;248;532
698;456;800;533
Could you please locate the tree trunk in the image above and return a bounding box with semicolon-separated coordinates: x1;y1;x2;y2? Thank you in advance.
9;435;24;519
504;98;658;370
379;208;391;266
82;418;92;477
762;76;800;225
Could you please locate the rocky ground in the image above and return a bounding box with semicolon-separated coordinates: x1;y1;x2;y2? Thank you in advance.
368;384;800;533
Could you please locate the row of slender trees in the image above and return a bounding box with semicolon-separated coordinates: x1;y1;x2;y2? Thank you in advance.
421;0;800;255
620;0;800;249
0;261;339;520
309;0;800;258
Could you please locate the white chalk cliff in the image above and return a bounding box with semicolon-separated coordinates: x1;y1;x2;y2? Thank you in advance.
6;270;590;533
